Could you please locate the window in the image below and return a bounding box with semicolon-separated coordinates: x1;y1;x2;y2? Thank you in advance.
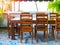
37;1;48;12
0;0;2;9
0;0;54;12
20;1;37;12
12;1;19;12
20;1;48;12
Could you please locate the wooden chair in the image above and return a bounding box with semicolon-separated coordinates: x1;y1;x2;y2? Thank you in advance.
7;14;19;39
2;13;15;39
35;12;48;42
54;14;60;41
20;13;33;43
49;13;57;38
7;14;16;39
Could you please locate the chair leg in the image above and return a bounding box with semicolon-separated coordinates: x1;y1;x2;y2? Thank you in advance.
35;30;36;38
11;26;15;40
30;32;31;35
31;31;33;43
20;32;22;43
52;29;54;38
22;32;23;39
18;29;20;36
44;31;45;38
45;31;48;42
54;30;56;41
8;26;12;38
8;28;11;38
16;23;18;34
36;31;38;42
52;26;55;38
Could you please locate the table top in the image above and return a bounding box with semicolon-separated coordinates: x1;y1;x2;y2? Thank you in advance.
11;17;55;24
11;17;36;20
11;17;20;20
11;17;56;21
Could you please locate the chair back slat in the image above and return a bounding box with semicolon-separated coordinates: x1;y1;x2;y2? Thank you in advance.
56;14;60;24
50;13;57;20
36;12;48;24
55;14;60;31
20;13;32;24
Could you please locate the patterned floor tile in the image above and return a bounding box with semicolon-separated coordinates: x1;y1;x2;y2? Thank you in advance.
0;29;60;45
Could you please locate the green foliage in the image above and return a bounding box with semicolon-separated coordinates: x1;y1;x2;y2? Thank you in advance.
48;0;60;13
0;15;3;19
0;8;3;19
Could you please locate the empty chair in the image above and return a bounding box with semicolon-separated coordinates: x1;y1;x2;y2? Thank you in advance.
49;13;57;38
7;14;19;39
3;13;15;39
54;14;60;41
35;12;48;42
20;13;33;43
7;14;15;39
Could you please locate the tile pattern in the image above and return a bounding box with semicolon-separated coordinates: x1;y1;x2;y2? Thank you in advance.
0;29;60;45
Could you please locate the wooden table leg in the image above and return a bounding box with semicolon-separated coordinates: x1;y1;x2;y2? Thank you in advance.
52;26;55;38
11;23;15;40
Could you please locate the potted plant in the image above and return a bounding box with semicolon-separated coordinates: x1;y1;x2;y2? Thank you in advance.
0;8;3;19
48;0;60;13
0;8;4;26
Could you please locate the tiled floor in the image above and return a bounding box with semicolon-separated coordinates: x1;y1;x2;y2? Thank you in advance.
0;29;60;45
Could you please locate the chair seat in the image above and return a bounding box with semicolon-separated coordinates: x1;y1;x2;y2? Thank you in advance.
36;25;47;31
56;29;60;31
20;25;32;32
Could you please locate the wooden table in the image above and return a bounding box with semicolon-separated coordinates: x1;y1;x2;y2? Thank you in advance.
10;17;55;39
11;18;55;24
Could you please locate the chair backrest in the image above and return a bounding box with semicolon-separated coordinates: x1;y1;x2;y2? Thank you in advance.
36;12;48;25
50;13;57;20
56;14;60;24
55;14;60;30
20;13;33;24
